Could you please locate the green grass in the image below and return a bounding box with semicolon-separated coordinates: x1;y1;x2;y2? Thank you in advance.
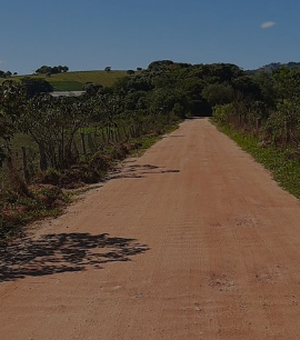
0;186;70;241
218;124;300;199
48;80;83;91
130;122;181;156
11;70;126;91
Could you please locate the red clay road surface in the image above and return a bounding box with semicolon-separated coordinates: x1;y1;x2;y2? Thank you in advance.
2;118;300;339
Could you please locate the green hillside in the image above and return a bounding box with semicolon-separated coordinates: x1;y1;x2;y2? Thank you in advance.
13;70;126;91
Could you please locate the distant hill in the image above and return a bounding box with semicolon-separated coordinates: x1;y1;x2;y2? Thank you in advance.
12;70;127;91
248;62;300;74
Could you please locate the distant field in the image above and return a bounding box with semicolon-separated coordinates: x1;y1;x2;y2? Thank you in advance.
11;70;127;91
49;81;83;91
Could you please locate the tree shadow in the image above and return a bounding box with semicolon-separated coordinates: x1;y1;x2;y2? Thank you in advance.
0;232;149;283
108;164;180;180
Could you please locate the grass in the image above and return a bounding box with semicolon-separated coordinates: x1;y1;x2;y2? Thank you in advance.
49;81;83;91
218;124;300;199
0;186;70;241
130;122;181;156
11;70;126;91
130;134;161;157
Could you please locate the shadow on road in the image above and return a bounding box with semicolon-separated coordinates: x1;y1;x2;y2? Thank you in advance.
0;232;149;282
108;163;180;180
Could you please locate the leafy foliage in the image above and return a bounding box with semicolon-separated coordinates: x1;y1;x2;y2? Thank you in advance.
212;64;300;201
21;77;53;98
0;81;26;165
35;65;69;75
4;59;300;238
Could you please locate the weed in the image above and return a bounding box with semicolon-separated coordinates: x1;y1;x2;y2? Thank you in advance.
0;185;68;240
217;123;300;199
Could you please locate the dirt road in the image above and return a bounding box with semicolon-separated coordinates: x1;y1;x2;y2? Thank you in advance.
1;118;300;339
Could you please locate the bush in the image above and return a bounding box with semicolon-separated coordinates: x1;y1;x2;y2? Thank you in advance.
212;104;233;124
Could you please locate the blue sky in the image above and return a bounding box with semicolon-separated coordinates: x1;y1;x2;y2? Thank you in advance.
1;0;299;74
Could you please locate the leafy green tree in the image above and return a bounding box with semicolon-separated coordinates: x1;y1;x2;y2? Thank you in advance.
113;75;152;94
231;75;262;101
0;70;13;78
0;81;30;194
35;65;69;75
273;66;300;102
21;77;53;98
83;82;103;96
124;91;147;110
264;67;300;146
21;96;87;170
5;71;12;78
147;60;174;72
126;70;135;77
0;81;26;150
254;71;276;109
36;65;52;75
202;83;234;107
212;104;234;124
148;88;187;118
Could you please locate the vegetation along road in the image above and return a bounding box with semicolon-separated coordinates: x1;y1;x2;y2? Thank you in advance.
2;118;300;339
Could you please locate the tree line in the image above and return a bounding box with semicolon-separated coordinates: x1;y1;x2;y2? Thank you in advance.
212;64;300;150
35;65;69;76
1;59;300;195
0;70;17;78
2;59;300;237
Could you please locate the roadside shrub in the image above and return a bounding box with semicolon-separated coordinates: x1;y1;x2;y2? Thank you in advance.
212;104;233;124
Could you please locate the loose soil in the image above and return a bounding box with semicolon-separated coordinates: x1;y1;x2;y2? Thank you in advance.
1;118;300;339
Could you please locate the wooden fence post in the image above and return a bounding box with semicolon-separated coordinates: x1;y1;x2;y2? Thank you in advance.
81;133;87;157
39;142;48;171
87;133;95;152
21;146;30;181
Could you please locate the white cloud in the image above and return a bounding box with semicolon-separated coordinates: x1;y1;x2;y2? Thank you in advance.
261;21;276;29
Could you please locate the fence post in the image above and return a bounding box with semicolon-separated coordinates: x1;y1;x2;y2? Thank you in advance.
256;118;261;135
87;133;95;152
21;146;30;181
39;142;48;171
81;133;87;157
